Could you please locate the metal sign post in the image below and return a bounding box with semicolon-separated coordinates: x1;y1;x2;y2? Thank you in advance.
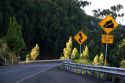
101;34;114;66
99;15;118;66
104;43;108;66
80;44;82;57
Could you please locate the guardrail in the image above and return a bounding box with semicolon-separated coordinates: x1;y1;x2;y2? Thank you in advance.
19;59;67;64
63;61;125;83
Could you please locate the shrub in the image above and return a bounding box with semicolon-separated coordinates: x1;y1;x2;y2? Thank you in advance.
71;48;79;60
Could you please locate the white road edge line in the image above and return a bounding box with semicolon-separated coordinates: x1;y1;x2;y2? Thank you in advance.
15;64;61;83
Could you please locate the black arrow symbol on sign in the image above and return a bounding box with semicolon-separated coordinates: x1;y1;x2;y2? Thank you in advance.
103;20;114;28
79;33;83;43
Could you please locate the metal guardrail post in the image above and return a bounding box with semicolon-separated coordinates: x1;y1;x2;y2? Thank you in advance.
64;65;66;70
68;66;70;71
72;66;73;72
71;66;73;72
76;68;78;74
69;66;71;71
78;68;80;74
104;73;108;80
72;66;74;72
67;66;69;70
84;70;87;75
75;67;76;73
112;74;115;83
91;71;94;77
74;67;76;73
96;72;100;78
76;68;78;73
121;77;125;83
80;69;82;74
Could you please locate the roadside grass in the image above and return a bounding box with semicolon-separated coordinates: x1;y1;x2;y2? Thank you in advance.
73;59;93;65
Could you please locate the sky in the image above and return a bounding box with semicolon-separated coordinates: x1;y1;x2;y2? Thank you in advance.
83;0;125;25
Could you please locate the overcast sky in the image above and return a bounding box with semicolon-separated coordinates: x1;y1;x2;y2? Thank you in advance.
83;0;125;25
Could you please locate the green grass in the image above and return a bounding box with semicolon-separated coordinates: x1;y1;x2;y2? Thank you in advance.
73;59;93;65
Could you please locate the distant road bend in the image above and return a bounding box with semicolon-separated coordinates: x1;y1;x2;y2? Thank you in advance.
0;62;110;83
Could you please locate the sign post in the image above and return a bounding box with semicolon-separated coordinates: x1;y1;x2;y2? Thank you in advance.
74;31;87;57
99;15;118;66
101;34;114;65
105;43;108;66
80;45;81;56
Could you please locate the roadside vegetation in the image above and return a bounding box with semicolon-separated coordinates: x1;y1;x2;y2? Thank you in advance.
61;37;125;68
0;0;124;67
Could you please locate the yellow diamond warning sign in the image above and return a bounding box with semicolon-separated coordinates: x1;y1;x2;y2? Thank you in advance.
99;15;118;33
74;31;87;45
102;34;113;44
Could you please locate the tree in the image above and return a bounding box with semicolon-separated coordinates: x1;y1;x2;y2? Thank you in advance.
120;59;125;68
71;48;79;60
93;54;100;65
81;45;89;59
110;38;125;67
0;0;91;60
25;44;39;63
0;38;19;65
25;54;30;64
30;44;39;60
99;52;104;65
62;36;72;59
6;17;26;56
93;4;124;19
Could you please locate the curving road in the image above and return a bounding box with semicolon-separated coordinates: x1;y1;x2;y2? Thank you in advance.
0;63;111;83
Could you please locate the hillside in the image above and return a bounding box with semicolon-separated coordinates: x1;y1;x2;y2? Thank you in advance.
0;0;125;67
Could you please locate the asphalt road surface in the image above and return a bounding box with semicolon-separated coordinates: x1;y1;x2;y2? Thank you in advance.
0;63;111;83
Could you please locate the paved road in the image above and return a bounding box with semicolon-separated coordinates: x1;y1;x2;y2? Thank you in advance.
0;63;111;83
0;63;61;83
